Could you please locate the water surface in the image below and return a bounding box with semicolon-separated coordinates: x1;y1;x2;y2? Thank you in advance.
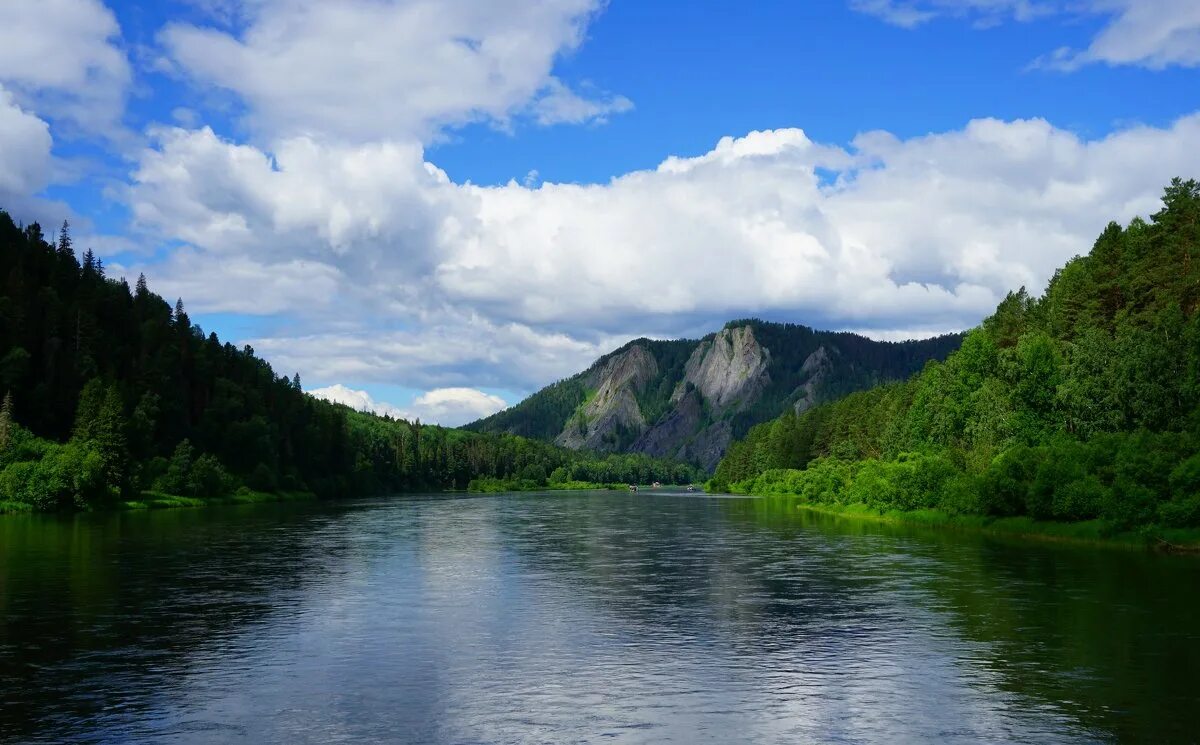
1;491;1197;743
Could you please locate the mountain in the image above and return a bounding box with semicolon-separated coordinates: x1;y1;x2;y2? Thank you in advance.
710;179;1200;536
465;320;963;470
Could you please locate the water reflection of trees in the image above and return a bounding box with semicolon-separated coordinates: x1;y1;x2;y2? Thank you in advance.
733;498;1200;743
0;503;371;741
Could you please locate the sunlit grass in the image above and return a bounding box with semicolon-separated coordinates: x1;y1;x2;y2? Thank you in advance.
118;489;316;511
779;500;1200;551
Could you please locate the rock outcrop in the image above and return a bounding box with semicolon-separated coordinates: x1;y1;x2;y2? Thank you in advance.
554;344;658;452
793;346;833;414
629;325;771;471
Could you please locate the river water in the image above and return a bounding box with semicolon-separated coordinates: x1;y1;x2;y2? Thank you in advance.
1;491;1197;743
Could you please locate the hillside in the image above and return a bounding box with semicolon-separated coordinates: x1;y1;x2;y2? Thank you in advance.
466;321;962;470
711;179;1200;536
0;212;699;511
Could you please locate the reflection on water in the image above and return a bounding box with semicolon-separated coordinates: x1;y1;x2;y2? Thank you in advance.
1;492;1197;743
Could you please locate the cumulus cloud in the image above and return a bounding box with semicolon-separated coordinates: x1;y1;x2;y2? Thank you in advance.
407;388;508;426
124;113;1200;393
0;86;53;201
130;126;457;272
245;312;625;392
307;384;408;419
308;383;507;427
160;0;626;142
0;0;131;134
852;0;1200;70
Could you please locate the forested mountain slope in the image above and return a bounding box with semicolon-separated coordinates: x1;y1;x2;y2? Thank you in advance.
466;321;961;470
0;212;698;511
712;179;1200;535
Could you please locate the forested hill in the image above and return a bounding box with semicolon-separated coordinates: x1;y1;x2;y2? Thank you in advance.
712;178;1200;536
465;320;961;470
0;212;699;512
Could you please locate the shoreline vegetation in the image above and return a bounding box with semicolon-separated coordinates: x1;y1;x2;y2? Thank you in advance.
711;180;1200;556
738;493;1200;553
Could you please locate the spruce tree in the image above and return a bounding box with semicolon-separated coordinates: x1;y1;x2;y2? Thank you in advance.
0;391;13;453
57;220;72;257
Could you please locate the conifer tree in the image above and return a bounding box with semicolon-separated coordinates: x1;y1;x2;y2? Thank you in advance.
57;220;72;257
0;391;13;453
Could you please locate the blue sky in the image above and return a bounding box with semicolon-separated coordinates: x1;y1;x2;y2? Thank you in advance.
2;0;1200;424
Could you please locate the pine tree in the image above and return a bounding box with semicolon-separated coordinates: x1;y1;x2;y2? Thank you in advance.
292;373;302;391
71;380;128;493
135;273;149;299
0;391;13;453
57;220;72;257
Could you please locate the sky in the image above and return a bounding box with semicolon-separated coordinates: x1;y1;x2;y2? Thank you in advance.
2;0;1200;426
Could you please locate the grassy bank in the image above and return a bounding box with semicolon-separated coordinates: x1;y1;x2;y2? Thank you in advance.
0;488;317;514
467;477;629;493
754;497;1200;552
118;488;316;510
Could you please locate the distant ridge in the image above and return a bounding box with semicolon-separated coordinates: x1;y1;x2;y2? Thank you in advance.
465;319;962;470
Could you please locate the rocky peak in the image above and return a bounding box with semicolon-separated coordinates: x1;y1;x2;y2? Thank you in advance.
674;324;771;411
555;344;658;452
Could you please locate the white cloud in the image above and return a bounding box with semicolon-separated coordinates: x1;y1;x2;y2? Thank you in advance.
1041;0;1200;70
530;79;634;126
0;86;53;201
308;383;507;427
308;384;408;419
160;0;626;142
0;0;131;133
850;0;1055;28
852;0;1200;70
125;113;1200;394
245;312;624;392
408;387;508;426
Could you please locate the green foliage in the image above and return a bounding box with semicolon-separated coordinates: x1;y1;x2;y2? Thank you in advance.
0;213;699;511
717;179;1200;535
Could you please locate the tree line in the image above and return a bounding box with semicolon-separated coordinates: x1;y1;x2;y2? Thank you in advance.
0;212;699;511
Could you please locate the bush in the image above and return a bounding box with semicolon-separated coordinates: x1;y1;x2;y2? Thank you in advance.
1158;495;1200;528
0;441;109;510
247;462;278;492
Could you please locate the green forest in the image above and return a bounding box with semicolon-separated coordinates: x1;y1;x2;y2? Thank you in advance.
712;179;1200;539
0;211;700;512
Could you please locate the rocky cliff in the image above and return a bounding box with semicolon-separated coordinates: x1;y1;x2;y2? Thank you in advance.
465;319;963;471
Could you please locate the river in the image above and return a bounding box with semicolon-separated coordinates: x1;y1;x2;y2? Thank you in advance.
1;490;1197;743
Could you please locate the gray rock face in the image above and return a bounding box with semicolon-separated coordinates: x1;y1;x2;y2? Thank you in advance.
674;325;771;410
554;344;658;452
627;325;771;471
793;346;833;414
631;389;703;459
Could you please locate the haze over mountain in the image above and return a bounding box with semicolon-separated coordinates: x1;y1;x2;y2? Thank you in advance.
467;320;961;469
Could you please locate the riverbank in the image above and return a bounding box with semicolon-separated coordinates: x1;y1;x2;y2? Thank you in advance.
0;488;317;514
467;478;681;493
753;497;1200;552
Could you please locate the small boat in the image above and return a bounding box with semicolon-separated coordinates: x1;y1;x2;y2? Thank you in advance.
628;484;638;492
